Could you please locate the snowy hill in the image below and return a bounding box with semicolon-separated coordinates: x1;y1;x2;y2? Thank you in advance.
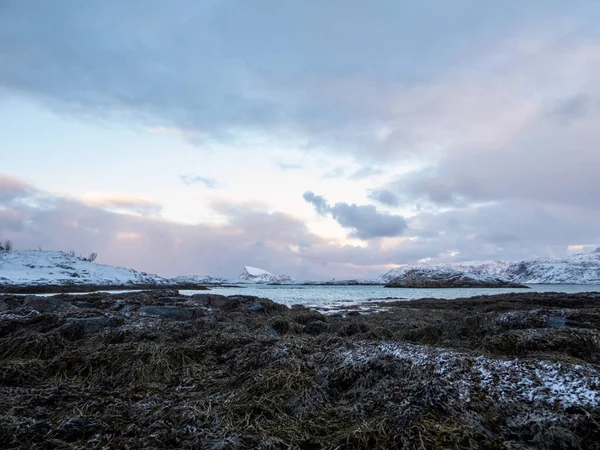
379;260;510;283
0;251;168;287
239;266;293;284
380;249;600;285
384;268;527;288
169;275;230;285
505;249;600;284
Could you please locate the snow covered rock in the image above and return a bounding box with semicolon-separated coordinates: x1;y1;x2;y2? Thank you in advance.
384;269;528;288
238;266;293;284
0;250;168;287
505;249;600;284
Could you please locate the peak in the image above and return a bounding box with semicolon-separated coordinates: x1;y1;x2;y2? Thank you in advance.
243;266;272;276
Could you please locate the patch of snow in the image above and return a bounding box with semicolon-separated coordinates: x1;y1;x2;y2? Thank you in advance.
341;341;600;409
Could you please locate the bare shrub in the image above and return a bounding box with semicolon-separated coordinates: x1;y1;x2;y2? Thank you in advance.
1;240;12;252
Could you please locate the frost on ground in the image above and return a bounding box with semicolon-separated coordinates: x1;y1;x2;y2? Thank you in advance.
341;342;599;409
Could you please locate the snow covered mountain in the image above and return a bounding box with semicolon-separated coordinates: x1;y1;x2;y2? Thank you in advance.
505;249;600;284
0;251;168;286
379;260;510;283
384;268;527;288
238;266;293;284
380;249;600;285
168;275;230;285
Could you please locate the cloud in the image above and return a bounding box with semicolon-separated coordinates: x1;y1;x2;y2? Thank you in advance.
302;192;330;216
276;162;303;170
179;174;219;189
368;189;400;207
348;166;383;180
3;174;598;279
83;194;163;215
322;167;346;179
2;1;586;160
0;174;34;203
303;191;407;239
0;208;25;232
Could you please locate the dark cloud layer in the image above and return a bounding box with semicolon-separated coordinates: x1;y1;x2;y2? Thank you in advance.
303;191;407;239
1;1;591;159
368;189;400;207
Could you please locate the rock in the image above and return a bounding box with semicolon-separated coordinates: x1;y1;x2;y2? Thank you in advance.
73;301;94;309
547;316;567;328
156;297;179;304
138;306;193;321
248;302;264;313
189;294;240;311
265;326;279;337
347;311;361;317
23;295;74;312
303;321;328;335
61;317;119;339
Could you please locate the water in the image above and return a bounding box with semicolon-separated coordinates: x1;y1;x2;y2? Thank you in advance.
181;284;600;310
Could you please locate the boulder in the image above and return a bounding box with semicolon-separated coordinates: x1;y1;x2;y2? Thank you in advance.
138;305;193;321
23;295;75;313
248;302;264;313
303;321;328;335
61;317;119;340
156;297;179;304
189;294;241;311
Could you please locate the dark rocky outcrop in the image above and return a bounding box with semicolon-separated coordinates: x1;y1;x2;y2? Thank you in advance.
61;317;119;340
138;305;194;321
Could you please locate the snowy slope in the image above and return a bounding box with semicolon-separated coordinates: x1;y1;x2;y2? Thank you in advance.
380;249;600;285
379;260;510;283
505;249;600;284
0;251;168;286
239;266;293;284
384;268;526;288
169;275;230;285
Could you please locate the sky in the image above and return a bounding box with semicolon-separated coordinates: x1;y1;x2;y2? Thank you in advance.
1;0;599;280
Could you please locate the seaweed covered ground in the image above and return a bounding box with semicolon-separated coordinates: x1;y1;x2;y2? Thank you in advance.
0;290;599;449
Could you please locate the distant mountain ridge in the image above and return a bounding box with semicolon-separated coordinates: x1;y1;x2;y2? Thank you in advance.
380;248;600;285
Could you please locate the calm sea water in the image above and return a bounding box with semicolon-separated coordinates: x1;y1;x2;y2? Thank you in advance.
180;284;600;310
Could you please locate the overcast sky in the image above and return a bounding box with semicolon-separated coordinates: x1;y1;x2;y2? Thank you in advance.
1;1;599;279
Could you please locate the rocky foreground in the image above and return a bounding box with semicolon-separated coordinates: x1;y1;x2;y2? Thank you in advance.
1;291;600;449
